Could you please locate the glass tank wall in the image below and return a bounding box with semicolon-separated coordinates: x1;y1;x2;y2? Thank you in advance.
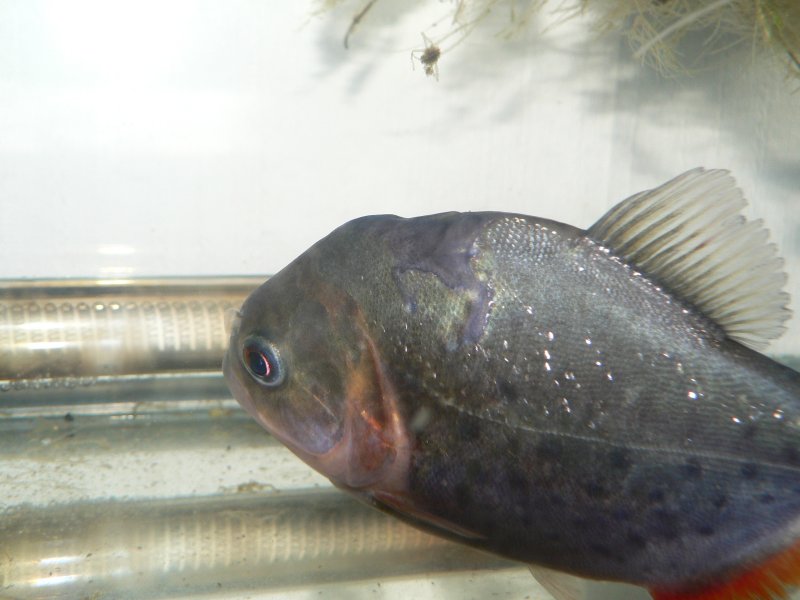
0;2;798;600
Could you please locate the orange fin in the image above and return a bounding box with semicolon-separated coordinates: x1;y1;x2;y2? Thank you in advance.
650;540;800;600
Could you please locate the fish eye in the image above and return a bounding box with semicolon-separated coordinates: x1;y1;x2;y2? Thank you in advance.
241;337;285;387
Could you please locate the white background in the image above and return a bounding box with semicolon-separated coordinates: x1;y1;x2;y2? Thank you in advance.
0;0;798;352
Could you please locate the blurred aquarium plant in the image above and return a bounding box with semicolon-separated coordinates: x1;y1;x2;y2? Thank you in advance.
317;0;800;80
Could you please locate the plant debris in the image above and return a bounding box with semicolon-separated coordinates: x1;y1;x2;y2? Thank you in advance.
318;0;800;80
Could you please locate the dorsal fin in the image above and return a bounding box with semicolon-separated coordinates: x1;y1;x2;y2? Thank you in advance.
587;168;791;350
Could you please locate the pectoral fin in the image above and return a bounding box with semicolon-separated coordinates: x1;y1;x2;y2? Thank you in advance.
529;565;650;600
529;565;588;600
370;489;486;541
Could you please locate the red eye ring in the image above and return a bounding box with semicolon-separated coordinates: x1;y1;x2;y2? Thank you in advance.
241;337;285;387
244;347;271;378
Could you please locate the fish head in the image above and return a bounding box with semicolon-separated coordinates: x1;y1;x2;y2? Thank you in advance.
223;246;408;492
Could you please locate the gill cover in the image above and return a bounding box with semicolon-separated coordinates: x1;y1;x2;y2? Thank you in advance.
226;265;411;493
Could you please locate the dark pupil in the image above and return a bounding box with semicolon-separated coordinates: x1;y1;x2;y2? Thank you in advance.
245;347;271;378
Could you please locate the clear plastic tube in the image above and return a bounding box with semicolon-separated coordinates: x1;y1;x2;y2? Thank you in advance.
1;490;515;600
0;277;261;401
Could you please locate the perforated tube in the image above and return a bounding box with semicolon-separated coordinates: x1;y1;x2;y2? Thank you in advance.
0;277;261;396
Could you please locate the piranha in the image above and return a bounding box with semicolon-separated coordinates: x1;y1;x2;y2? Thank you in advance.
223;168;800;600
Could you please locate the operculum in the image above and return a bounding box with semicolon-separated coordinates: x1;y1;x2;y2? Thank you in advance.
317;319;412;493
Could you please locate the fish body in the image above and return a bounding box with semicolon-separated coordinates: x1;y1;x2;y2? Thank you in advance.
224;170;800;600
